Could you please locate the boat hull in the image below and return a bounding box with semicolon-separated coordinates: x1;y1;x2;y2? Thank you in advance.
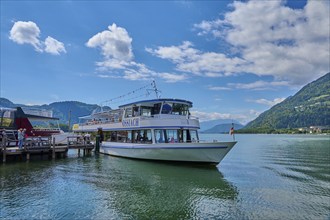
99;141;236;164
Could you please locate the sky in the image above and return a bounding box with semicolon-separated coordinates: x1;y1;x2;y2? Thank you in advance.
1;0;329;124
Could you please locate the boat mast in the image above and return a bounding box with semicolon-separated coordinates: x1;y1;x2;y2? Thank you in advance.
151;80;161;99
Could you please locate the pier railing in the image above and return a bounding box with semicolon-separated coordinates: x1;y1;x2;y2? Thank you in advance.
1;135;94;163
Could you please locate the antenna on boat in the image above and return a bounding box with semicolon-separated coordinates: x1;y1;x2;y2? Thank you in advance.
150;80;161;99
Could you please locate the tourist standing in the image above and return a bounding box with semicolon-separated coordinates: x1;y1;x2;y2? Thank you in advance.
18;128;24;149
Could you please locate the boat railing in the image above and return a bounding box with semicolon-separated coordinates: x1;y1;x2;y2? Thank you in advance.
198;139;221;143
78;114;199;126
32;128;61;131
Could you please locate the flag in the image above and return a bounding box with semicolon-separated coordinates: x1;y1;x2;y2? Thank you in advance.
230;127;234;135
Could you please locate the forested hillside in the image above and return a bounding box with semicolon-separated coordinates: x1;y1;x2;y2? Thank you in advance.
243;72;330;132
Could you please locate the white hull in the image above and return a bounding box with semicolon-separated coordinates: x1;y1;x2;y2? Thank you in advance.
99;141;236;164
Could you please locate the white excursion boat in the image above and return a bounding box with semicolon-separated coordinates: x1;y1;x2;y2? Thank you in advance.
72;84;237;164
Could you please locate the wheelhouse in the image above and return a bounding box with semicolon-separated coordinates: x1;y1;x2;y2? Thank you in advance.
119;98;193;119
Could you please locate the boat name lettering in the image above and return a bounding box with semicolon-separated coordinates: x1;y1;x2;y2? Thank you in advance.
122;118;139;127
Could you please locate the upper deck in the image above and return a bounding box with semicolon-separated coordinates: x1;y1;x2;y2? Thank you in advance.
73;98;200;132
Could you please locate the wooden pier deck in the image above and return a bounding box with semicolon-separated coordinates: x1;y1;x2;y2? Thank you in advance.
1;136;95;163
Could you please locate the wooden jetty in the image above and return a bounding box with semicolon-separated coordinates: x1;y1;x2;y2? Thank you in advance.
1;135;95;163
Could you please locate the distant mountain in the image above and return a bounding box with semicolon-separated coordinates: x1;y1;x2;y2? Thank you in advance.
0;98;16;108
244;72;330;131
200;119;241;131
202;123;244;133
47;101;104;124
0;98;102;124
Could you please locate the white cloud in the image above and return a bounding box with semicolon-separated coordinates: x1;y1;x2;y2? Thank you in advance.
86;23;133;61
228;80;289;90
96;61;188;83
208;86;231;91
44;36;66;55
190;109;258;125
191;110;232;122
9;21;66;55
157;72;188;83
193;0;330;86
208;80;289;91
88;23;188;83
248;97;286;107
9;21;42;52
147;41;248;77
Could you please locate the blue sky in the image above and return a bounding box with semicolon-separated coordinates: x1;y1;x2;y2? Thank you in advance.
1;0;329;124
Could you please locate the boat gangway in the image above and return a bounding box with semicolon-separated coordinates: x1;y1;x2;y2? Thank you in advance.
0;135;95;163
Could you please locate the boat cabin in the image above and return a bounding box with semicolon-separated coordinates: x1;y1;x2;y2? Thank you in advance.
74;99;200;144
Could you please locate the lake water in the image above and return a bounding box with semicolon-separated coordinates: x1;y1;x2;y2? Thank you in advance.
1;134;329;219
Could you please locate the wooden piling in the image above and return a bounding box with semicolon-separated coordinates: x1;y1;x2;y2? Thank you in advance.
52;137;55;159
95;135;100;153
2;136;6;163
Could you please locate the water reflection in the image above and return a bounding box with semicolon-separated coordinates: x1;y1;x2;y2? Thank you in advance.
0;154;238;219
2;135;328;219
86;156;238;219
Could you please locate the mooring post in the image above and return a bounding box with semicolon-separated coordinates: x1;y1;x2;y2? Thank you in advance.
2;136;6;163
95;135;100;153
52;137;55;159
83;137;86;156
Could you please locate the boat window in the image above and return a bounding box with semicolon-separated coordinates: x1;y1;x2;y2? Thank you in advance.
142;130;152;143
108;130;151;144
108;131;130;143
109;131;116;141
161;103;172;114
133;129;152;143
118;131;128;142
172;103;189;115
155;129;166;143
165;129;178;143
155;129;198;143
151;103;161;115
140;106;152;117
177;129;197;143
0;109;15;128
29;118;60;131
104;131;110;141
125;108;132;118
189;130;198;142
132;106;140;117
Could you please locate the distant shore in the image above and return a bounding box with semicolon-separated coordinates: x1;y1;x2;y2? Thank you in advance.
201;128;330;135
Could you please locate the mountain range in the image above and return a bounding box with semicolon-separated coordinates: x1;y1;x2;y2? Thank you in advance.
0;98;99;125
199;119;242;131
201;123;244;133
